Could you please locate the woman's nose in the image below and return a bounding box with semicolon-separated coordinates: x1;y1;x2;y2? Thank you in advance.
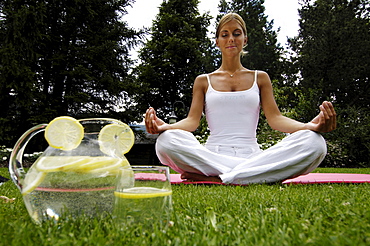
228;36;235;43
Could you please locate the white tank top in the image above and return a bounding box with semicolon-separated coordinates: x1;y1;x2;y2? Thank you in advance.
204;71;260;148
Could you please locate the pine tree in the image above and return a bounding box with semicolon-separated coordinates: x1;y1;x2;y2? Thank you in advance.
289;0;370;167
290;0;370;110
0;0;142;145
136;0;216;120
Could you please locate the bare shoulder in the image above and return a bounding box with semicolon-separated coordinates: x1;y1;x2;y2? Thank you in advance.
193;74;209;93
256;70;272;87
256;70;271;81
195;74;208;83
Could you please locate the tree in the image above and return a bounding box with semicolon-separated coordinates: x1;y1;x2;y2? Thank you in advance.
218;0;285;84
289;0;370;167
289;0;370;119
136;0;217;120
0;0;142;145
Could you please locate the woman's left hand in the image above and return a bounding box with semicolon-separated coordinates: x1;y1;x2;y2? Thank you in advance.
145;107;170;134
306;101;337;133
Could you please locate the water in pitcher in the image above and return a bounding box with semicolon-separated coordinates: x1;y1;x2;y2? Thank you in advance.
22;156;127;223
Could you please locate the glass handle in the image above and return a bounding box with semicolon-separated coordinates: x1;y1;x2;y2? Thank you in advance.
8;124;47;191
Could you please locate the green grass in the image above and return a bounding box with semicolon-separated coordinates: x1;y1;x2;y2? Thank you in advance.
1;168;370;245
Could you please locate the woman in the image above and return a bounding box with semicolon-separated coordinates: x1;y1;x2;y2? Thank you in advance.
145;13;336;184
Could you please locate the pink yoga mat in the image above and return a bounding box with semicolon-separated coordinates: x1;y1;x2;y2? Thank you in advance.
167;173;370;185
282;173;370;184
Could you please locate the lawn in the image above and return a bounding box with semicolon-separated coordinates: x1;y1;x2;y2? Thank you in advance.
1;168;370;245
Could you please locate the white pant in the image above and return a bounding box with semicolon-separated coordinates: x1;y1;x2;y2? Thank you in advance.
155;129;327;184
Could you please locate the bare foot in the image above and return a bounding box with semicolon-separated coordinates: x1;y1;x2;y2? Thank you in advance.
181;172;222;183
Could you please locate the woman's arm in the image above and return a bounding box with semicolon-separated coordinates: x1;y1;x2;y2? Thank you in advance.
258;71;336;133
145;75;207;134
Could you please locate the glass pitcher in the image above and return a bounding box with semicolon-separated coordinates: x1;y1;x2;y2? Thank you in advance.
9;118;133;224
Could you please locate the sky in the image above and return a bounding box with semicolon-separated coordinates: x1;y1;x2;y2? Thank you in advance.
122;0;301;47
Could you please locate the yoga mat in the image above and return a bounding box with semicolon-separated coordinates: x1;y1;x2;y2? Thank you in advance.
167;173;370;185
282;173;370;184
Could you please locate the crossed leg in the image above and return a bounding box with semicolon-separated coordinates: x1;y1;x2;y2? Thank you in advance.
156;129;327;185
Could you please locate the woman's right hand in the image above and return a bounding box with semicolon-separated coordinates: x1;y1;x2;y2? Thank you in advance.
145;107;170;134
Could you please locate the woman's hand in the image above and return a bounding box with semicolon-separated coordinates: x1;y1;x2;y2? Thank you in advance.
145;107;170;134
306;101;337;133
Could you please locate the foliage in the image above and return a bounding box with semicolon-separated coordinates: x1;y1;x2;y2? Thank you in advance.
0;145;43;168
218;0;285;84
0;146;12;164
1;168;370;245
136;0;217;119
193;115;210;144
256;79;302;149
0;0;143;146
288;0;370;167
324;106;370;167
256;117;285;150
289;0;370;118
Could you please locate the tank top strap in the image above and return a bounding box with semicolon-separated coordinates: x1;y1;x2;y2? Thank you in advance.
254;70;258;84
206;74;211;86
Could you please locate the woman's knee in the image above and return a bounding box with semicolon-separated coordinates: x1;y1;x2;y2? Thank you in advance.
298;130;327;156
157;129;188;145
156;130;177;153
156;129;196;153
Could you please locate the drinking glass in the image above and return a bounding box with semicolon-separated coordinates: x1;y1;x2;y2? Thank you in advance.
113;166;172;231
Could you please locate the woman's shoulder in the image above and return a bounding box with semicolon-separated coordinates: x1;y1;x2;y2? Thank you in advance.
255;70;271;86
255;70;269;78
195;73;209;80
194;74;210;86
193;74;209;93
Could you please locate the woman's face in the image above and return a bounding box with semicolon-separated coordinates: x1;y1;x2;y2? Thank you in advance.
216;19;248;56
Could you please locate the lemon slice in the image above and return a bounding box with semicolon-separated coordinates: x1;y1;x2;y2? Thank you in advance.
22;167;46;195
74;157;130;173
35;156;92;172
114;187;172;199
73;156;118;172
44;116;84;150
98;124;134;156
35;156;129;174
87;158;130;174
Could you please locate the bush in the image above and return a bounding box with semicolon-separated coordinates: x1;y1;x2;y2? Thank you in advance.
0;146;12;168
193;116;210;145
322;106;370;168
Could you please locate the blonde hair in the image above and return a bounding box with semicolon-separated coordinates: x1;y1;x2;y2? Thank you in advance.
216;13;248;56
216;13;248;38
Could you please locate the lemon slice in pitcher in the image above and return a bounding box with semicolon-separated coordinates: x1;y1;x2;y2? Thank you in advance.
36;156;92;172
85;158;130;174
73;156;118;172
22;167;47;195
45;116;84;150
98;124;134;156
